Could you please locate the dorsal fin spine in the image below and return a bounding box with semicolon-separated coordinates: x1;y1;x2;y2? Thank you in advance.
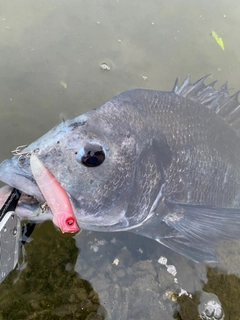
172;75;240;131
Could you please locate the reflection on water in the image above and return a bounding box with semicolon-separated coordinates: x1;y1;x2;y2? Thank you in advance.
0;0;240;319
1;222;107;320
2;223;240;319
75;231;176;320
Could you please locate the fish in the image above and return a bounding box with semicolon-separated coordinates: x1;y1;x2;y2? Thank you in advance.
1;75;240;263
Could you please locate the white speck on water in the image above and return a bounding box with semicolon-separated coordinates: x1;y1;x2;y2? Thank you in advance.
138;248;143;254
89;238;107;252
142;75;148;80
60;81;67;89
167;265;177;277
179;288;187;297
200;300;224;319
112;258;119;265
158;256;168;265
151;22;155;25
10;98;13;101
163;290;174;301
223;14;226;18
101;63;111;71
179;288;192;299
97;21;100;24
97;240;107;246
117;39;122;43
90;244;99;252
111;237;116;244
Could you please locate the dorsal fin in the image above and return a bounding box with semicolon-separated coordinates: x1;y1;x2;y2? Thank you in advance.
172;75;240;131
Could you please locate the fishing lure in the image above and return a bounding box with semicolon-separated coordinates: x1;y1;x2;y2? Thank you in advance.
30;153;80;233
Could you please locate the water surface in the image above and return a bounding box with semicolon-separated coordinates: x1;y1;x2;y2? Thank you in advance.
1;0;240;319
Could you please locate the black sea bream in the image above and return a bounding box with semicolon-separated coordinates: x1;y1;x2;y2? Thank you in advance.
1;75;240;262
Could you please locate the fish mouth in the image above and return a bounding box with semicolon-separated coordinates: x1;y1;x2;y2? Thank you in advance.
0;158;52;220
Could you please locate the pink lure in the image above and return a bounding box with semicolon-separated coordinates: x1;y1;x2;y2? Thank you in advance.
30;153;80;233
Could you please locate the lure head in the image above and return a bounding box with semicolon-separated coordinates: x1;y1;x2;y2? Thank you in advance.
53;213;80;233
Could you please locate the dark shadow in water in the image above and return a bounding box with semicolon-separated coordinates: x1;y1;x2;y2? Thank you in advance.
202;266;240;319
174;294;200;320
2;222;240;320
0;222;107;320
75;231;181;320
174;265;240;320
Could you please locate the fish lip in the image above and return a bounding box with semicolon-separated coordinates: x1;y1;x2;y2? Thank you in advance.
0;158;45;203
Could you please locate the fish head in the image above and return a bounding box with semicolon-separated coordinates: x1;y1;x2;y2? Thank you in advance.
0;91;170;232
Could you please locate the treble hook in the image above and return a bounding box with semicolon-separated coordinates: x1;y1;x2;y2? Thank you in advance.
11;145;28;156
11;145;40;165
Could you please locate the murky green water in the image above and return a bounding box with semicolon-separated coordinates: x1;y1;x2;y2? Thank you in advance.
0;0;240;319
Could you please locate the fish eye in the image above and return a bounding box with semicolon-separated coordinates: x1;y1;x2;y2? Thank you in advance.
77;143;105;167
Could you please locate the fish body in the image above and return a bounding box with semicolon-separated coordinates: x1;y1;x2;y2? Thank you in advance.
1;75;240;262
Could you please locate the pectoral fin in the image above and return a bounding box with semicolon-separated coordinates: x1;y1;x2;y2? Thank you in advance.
158;232;217;263
161;201;240;262
132;201;240;262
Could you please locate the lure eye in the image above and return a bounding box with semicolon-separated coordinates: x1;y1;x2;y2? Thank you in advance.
66;217;74;225
77;143;105;167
